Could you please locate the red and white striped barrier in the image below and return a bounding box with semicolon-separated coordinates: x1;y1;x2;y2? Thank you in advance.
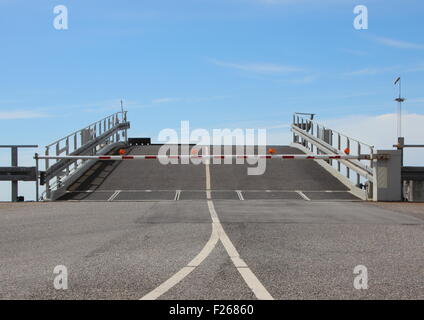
36;154;372;160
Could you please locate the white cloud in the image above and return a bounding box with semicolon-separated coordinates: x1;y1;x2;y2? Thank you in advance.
407;98;424;104
320;113;424;166
345;62;424;76
373;36;424;49
0;111;49;120
152;97;181;104
152;96;230;105
252;0;354;6
253;0;314;4
345;66;399;76
290;74;319;84
210;58;304;74
256;0;295;3
406;63;424;73
341;49;368;56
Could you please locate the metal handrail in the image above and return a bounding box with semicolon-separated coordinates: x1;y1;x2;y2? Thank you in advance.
45;111;127;148
41;111;129;200
293;114;374;150
292;113;375;194
292;126;373;177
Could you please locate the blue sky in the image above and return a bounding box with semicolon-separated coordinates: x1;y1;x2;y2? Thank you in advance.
1;0;424;199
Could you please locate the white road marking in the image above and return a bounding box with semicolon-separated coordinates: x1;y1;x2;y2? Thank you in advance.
174;190;181;201
296;190;311;201
107;190;121;202
207;198;274;300
140;223;220;300
140;147;274;300
205;156;212;200
203;149;273;300
236;190;244;201
66;189;351;193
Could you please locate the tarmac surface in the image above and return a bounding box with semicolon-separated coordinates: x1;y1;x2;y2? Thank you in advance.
59;145;357;202
0;145;423;299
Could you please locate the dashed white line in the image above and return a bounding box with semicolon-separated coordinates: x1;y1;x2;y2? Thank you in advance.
296;190;311;201
174;190;181;201
107;190;121;202
236;190;244;201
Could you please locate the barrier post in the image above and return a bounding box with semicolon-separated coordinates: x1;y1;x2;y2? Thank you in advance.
35;153;39;202
372;150;402;201
11;146;18;202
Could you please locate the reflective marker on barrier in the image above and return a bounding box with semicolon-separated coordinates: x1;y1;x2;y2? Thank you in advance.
36;154;373;161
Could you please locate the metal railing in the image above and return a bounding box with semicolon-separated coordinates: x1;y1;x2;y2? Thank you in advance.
0;145;39;202
292;113;375;193
42;111;129;199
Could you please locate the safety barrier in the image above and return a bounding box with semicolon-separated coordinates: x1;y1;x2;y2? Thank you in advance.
36;154;373;161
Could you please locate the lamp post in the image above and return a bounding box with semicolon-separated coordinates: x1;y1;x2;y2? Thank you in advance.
394;77;405;138
394;77;405;166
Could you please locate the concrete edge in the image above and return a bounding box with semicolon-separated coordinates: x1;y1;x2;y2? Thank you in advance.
290;143;368;201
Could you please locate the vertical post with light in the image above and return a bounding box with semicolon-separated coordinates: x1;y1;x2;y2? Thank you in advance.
394;77;405;166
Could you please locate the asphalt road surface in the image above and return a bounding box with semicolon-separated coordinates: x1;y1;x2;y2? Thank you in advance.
0;145;423;299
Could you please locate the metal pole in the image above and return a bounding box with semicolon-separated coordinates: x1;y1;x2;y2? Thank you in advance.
45;147;50;199
35;153;39;202
397;137;404;167
310;123;314;152
394;77;405;139
398;78;402;137
74;134;78;170
397;100;402;138
346;139;350;179
337;134;341;172
357;142;361;186
11;146;18;202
